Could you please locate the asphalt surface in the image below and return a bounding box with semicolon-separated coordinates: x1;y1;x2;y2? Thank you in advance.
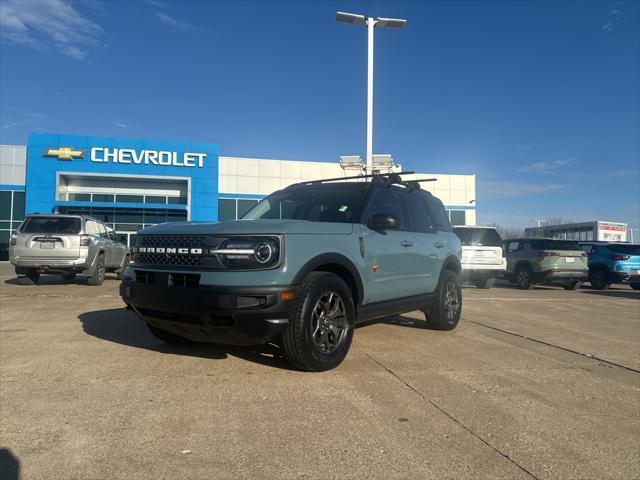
1;273;639;480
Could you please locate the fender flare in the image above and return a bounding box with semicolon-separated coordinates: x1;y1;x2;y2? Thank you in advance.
291;253;364;306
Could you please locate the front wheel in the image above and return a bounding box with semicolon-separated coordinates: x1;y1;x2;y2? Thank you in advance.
281;272;355;372
423;269;462;331
563;281;581;291
475;277;495;289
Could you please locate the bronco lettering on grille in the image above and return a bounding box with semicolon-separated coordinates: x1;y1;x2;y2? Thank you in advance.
134;247;204;255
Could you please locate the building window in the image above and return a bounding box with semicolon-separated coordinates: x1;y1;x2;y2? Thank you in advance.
116;194;144;203
0;190;25;261
218;197;261;222
218;198;236;222
449;210;466;226
92;194;115;203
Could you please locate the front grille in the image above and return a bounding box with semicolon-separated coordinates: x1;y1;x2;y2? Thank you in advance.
134;235;225;269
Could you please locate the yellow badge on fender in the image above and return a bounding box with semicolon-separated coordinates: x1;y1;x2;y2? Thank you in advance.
371;263;379;272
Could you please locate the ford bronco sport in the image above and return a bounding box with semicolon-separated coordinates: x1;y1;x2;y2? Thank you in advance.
120;173;463;371
10;214;130;285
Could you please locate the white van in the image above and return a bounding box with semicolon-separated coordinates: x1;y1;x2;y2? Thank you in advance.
453;226;507;289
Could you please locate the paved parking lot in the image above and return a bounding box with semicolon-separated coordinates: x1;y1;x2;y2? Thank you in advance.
1;273;639;480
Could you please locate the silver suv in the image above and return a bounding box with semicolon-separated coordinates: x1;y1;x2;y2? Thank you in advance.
10;214;130;286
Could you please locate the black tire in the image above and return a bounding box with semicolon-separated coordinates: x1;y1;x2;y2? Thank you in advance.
423;269;462;331
281;272;355;372
589;269;610;290
86;254;106;286
630;283;640;291
515;265;535;290
563;281;581;291
61;272;77;282
17;270;40;285
474;277;495;289
147;324;192;344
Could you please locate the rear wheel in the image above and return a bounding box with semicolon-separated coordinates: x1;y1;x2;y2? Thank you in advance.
474;277;495;289
423;269;462;331
18;270;40;285
86;254;106;286
515;265;535;290
147;324;192;344
589;269;610;290
281;272;355;372
563;281;581;291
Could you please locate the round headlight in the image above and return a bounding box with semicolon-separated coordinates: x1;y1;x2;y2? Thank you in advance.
255;242;274;264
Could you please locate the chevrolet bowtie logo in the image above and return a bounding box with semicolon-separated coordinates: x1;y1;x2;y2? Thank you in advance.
44;147;84;160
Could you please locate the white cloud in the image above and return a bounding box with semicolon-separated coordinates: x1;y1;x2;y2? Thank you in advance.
602;9;622;37
112;119;128;129
155;12;192;31
606;169;640;178
0;0;103;60
0;112;47;131
478;181;567;200
518;158;573;175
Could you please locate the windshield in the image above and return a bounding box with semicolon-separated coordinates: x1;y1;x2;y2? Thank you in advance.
608;244;640;255
530;239;581;251
454;227;502;246
241;187;365;223
20;216;81;234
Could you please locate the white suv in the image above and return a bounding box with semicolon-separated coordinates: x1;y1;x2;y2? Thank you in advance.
453;226;507;289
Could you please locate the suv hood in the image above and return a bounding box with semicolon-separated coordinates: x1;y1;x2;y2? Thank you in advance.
140;219;354;236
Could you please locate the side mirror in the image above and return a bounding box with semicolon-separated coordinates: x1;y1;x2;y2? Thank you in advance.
368;213;400;230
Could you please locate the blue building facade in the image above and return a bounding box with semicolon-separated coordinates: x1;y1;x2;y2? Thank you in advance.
26;133;219;223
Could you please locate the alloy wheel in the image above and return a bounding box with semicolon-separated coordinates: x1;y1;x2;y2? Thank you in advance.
311;291;348;354
444;281;460;323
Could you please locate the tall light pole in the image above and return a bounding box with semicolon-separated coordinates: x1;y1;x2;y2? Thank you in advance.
335;12;406;174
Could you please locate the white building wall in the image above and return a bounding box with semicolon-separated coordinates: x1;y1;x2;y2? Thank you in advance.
0;145;26;186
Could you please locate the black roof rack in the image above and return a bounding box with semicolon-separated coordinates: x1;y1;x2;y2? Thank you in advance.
288;171;437;187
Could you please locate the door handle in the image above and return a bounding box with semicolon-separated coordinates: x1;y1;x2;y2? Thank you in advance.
434;241;445;248
401;240;413;247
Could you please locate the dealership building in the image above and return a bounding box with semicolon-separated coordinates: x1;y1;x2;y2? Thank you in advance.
0;133;476;259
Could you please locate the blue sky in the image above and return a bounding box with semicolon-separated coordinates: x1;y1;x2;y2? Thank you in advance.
1;0;638;229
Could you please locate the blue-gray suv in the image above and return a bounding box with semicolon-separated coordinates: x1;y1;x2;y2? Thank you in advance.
119;173;463;371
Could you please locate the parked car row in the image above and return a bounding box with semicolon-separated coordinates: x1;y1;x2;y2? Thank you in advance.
453;226;640;291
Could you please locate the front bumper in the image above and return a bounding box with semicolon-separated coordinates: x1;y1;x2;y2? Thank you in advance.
120;275;296;345
535;269;588;283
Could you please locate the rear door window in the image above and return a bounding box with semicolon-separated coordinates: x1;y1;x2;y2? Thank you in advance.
530;240;581;250
506;241;520;252
21;217;81;234
454;228;502;246
608;244;640;255
404;194;434;233
425;196;452;232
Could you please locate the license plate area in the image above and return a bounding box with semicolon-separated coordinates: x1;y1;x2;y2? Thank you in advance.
565;257;575;263
40;241;55;249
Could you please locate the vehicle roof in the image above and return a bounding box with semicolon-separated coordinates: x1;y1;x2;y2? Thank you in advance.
24;213;98;222
282;180;436;197
453;225;497;230
503;237;580;242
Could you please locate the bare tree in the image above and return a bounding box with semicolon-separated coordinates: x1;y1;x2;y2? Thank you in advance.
540;217;574;227
483;222;523;239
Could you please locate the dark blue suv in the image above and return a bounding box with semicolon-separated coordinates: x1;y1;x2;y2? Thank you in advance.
580;242;640;290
